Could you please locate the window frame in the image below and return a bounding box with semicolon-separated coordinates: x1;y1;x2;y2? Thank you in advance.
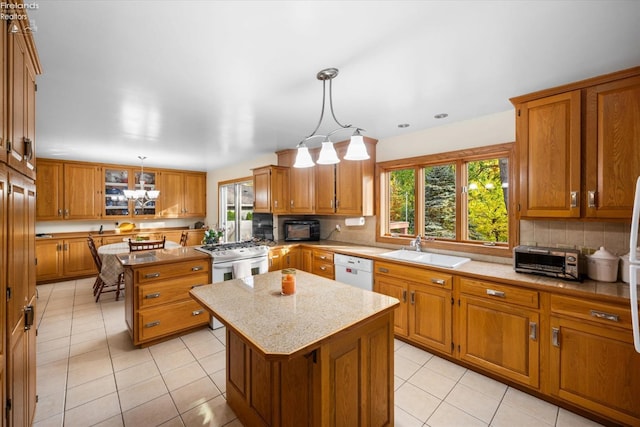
376;142;517;258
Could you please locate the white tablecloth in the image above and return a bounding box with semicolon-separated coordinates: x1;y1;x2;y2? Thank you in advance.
97;241;180;285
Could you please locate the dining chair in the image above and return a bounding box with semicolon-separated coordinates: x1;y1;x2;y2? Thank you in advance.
179;231;189;246
87;236;123;302
128;235;166;251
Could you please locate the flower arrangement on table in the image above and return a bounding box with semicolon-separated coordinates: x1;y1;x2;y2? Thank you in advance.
202;226;225;244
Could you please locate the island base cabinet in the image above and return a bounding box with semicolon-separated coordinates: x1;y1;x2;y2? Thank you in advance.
549;316;640;425
137;299;209;343
226;311;395;427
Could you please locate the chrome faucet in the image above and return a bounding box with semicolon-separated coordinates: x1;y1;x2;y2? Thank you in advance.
413;235;422;252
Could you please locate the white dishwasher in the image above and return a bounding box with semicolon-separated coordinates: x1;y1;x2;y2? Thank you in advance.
334;254;374;291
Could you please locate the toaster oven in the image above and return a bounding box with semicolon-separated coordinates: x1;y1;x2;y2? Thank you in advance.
514;245;582;281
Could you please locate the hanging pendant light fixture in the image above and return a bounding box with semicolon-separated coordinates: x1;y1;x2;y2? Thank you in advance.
293;68;369;168
123;156;160;205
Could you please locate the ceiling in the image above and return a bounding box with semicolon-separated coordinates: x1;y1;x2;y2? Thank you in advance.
31;1;640;172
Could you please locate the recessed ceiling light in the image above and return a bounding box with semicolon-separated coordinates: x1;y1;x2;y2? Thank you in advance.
397;123;410;128
434;113;448;119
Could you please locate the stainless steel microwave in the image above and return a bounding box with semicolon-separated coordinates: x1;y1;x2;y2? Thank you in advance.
283;220;320;241
514;245;582;281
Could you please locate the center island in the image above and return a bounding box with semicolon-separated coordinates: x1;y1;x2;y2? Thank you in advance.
189;270;399;427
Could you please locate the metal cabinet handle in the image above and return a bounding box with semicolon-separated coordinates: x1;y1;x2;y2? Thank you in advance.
486;289;505;298
64;209;69;217
335;200;340;208
144;272;161;279
378;267;389;273
552;327;560;347
145;292;161;299
320;266;327;271
588;190;596;208
410;291;415;305
590;309;619;322
191;266;203;271
290;200;294;208
58;209;62;217
529;322;537;341
192;310;205;316
570;191;578;208
402;289;407;303
274;200;278;208
431;278;446;286
63;243;68;251
144;321;160;328
320;255;327;260
330;199;334;208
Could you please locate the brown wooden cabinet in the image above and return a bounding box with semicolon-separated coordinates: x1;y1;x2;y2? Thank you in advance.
277;151;315;213
300;247;313;273
122;251;212;346
252;165;289;214
312;248;334;279
375;260;453;355
63;162;102;220
158;170;206;218
103;166;160;218
35;160;63;220
36;237;96;283
458;278;540;388
512;66;640;220
584;75;640;218
549;295;640;425
268;246;300;272
0;168;7;422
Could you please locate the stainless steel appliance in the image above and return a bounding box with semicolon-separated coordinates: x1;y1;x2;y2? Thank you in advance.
514;245;581;281
629;176;640;353
334;254;373;291
195;241;269;328
283;220;320;241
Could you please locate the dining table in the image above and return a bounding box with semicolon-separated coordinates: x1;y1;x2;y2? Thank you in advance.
97;240;181;287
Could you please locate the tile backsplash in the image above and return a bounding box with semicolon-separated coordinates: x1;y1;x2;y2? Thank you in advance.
519;220;632;256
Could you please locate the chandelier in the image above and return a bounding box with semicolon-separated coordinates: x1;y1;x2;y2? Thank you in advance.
293;68;369;168
123;156;160;205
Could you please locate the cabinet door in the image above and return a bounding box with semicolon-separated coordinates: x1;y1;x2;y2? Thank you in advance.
63;163;102;220
549;316;640;425
516;91;581;218
158;171;183;217
35;160;64;220
375;276;409;337
282;247;299;269
63;238;96;277
289;166;314;213
183;172;206;217
335;145;363;215
0;169;7;415
252;167;271;213
271;167;289;214
36;239;63;282
409;284;452;354
315;164;336;214
268;248;282;272
459;295;539;388
104;167;132;218
301;248;313;273
584;75;640;218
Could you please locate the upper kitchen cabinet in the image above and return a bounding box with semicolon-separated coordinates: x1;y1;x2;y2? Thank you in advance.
6;19;40;180
252;165;289;214
511;66;640;220
584;75;640;218
157;170;206;218
514;91;581;218
36;159;102;220
277;151;315;213
103;166;159;218
311;137;377;216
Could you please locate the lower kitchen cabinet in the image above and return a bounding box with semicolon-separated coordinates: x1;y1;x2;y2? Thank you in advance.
375;261;453;355
268;246;301;272
36;237;95;283
549;295;640;425
312;248;334;279
458;278;540;388
300;247;313;273
122;252;211;346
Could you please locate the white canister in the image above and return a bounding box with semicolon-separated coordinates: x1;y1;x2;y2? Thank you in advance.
619;247;640;283
586;247;619;282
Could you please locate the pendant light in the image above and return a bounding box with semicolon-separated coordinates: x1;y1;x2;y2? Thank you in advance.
293;68;369;168
123;156;160;204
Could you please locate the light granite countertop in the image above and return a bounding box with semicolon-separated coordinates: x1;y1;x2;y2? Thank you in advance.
117;246;209;267
190;270;399;359
272;241;636;303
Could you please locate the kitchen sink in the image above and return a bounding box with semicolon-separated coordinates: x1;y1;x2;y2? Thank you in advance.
380;249;471;269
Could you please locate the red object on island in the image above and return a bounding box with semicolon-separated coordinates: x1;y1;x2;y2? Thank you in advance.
281;269;296;295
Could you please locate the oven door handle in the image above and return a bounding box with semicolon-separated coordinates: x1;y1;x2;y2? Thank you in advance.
213;256;267;269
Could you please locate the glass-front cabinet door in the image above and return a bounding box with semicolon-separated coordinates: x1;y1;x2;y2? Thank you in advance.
103;168;158;218
104;168;130;217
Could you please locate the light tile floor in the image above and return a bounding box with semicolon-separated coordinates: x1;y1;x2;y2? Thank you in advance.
33;278;605;427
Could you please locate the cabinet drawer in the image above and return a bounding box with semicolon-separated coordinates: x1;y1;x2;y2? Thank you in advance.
550;294;633;330
135;260;210;283
313;262;334;279
138;299;210;342
460;278;538;309
137;273;210;308
313;249;334;264
375;261;452;290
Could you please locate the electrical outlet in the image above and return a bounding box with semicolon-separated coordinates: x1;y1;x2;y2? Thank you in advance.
335;224;341;232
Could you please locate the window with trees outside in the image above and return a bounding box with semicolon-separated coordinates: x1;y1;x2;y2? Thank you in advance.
379;143;515;257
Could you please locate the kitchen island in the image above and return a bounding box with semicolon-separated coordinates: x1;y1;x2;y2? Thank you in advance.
190;270;399;427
